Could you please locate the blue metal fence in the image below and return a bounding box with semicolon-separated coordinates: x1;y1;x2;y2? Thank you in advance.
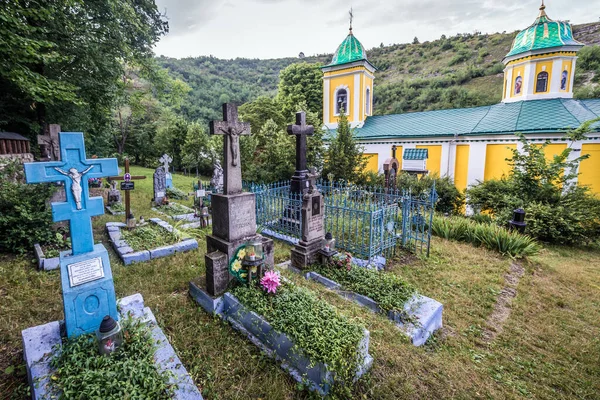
246;180;437;260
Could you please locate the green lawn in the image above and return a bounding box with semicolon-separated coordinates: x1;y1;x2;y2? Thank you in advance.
1;165;599;399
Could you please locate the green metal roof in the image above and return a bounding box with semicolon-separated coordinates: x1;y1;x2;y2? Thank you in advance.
349;99;600;140
505;6;583;59
403;148;428;160
326;31;368;67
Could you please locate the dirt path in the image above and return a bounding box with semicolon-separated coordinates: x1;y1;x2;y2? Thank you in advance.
481;262;525;344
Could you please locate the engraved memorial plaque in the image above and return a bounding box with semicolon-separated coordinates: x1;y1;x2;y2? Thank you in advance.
68;257;105;287
156;191;165;198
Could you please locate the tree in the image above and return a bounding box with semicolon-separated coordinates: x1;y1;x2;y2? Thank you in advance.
239;97;286;134
276;62;323;120
0;0;168;140
413;36;420;44
181;122;214;176
323;110;367;183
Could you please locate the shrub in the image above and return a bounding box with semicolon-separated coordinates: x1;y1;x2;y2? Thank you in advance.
467;123;600;245
0;160;58;254
432;215;539;258
166;186;188;199
397;172;465;214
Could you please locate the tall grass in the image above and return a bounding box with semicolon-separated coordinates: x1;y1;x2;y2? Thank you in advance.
432;215;539;258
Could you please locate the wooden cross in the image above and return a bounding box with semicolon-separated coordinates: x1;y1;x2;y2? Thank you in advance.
209;103;251;195
107;158;146;223
287;111;314;174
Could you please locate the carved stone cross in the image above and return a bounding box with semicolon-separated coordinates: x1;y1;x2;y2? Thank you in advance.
287;111;314;194
159;154;173;173
209;103;251;195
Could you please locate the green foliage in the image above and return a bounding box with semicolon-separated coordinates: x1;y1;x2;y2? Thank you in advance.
180;121;215;176
43;228;71;258
467;123;600;244
166;187;188;200
323;110;367;183
312;263;416;314
158;202;192;216
276;62;323;119
397;173;465;214
121;224;183;251
50;317;175;399
231;283;365;390
431;215;539;258
0;160;57;254
0;0;168;140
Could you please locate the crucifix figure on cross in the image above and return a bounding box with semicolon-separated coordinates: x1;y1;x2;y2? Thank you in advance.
209;103;251;195
24;132;118;255
287;111;314;194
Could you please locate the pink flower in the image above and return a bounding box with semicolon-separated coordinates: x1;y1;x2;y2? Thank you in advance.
260;271;281;294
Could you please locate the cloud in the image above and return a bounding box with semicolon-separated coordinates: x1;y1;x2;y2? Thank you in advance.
154;0;219;35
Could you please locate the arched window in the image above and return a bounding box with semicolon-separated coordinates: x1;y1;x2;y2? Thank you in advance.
536;71;549;93
365;87;371;115
336;89;348;115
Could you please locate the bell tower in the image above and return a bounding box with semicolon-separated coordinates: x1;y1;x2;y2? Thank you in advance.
321;11;376;129
502;2;584;103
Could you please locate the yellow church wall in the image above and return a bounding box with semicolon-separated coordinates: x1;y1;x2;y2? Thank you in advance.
363;153;379;173
327;73;356;123
535;143;567;162
484;144;516;180
454;145;470;191
534;60;553;93
416;145;442;176
560;60;573;92
579;144;600;195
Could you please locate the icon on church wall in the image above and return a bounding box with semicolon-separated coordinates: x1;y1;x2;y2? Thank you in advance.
561;70;568;90
514;76;523;95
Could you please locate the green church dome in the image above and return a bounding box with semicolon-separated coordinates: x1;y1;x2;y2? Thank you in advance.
505;3;583;59
328;29;368;67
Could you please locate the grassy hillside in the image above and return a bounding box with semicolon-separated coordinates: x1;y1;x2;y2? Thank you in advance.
158;22;600;123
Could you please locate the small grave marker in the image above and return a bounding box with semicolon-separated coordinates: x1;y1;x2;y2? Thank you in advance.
108;158;146;223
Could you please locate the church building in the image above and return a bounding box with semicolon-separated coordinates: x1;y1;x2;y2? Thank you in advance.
322;3;600;195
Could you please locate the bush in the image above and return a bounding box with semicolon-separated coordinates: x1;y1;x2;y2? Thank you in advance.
166;186;188;199
397;172;465;214
0;160;58;254
467;124;600;245
432;215;539;258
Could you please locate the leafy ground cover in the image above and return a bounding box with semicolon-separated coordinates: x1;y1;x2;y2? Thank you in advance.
232;282;366;393
1;165;599;399
121;223;183;252
50;318;174;399
157;203;194;216
312;261;416;314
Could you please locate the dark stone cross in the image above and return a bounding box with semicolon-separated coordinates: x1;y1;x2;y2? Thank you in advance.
107;158;146;223
287;111;314;194
209;103;251;195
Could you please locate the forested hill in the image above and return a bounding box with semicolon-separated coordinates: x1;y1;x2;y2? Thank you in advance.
157;22;600;123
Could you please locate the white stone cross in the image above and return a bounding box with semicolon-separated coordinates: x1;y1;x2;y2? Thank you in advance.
159;154;173;173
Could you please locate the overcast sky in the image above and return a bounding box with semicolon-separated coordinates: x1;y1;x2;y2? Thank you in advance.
153;0;599;60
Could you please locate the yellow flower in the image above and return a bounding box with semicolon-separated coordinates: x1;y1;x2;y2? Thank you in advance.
232;260;242;272
238;249;246;259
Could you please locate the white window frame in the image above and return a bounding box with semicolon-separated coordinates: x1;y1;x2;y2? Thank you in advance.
365;87;371;116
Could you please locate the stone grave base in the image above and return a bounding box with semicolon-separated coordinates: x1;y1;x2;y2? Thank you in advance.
305;271;443;346
22;293;203;400
106;220;198;265
188;286;373;395
33;243;60;271
290;239;321;270
105;205;125;215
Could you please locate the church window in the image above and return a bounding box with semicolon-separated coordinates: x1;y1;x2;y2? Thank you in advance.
365;87;371;115
536;71;549;93
336;89;348;115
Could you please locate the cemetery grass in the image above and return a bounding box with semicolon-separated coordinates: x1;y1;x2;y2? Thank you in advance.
0;166;599;399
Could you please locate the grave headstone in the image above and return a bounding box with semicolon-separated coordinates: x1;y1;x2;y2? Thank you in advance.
24;132;119;337
153;166;167;205
159;153;173;188
210;159;224;192
37;124;61;161
199;103;274;297
291;168;325;270
107;180;122;206
383;145;400;193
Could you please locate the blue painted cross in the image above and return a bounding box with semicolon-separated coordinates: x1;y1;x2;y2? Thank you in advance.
24;132;118;255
